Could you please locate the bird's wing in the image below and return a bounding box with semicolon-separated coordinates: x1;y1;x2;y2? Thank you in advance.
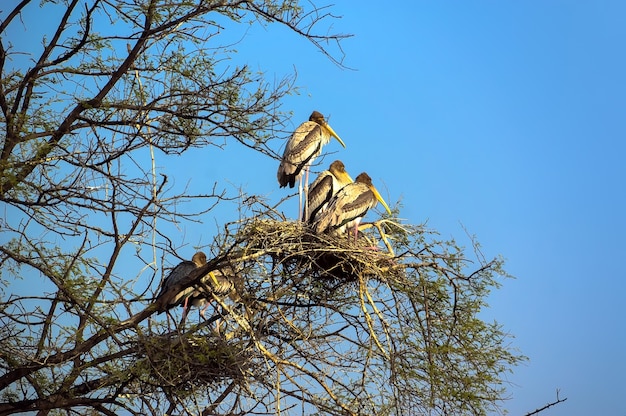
195;269;235;297
157;261;197;298
305;172;334;222
313;183;367;233
278;122;323;177
333;189;376;229
168;286;199;307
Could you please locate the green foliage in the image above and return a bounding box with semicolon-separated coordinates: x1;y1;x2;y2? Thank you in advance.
0;1;523;415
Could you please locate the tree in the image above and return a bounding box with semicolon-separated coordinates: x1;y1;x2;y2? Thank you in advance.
0;1;524;415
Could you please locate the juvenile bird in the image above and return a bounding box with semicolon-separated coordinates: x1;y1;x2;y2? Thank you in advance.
277;111;345;219
313;172;392;241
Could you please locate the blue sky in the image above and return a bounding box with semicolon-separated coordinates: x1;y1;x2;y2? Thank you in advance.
6;1;626;415
216;2;625;414
131;2;626;414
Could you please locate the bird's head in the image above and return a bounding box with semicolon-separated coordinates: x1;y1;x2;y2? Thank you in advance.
356;173;392;215
192;251;207;266
329;160;353;184
309;111;346;148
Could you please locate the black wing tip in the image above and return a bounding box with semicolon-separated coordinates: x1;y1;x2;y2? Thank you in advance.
278;176;297;188
278;168;298;188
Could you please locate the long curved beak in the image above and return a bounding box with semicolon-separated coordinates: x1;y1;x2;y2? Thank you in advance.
370;186;392;215
323;123;346;148
336;170;353;184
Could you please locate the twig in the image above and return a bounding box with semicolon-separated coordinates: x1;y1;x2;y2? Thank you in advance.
524;389;568;416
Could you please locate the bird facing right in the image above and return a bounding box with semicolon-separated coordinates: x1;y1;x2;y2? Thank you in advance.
303;160;353;223
277;111;346;218
312;172;392;240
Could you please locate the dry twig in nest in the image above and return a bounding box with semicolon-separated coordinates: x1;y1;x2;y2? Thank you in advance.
131;332;252;393
236;218;401;286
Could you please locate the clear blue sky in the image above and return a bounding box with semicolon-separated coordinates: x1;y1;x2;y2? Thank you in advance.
9;2;626;415
216;2;625;415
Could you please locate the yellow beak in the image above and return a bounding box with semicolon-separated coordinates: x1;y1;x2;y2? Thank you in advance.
337;170;353;184
208;271;219;286
323;123;346;148
370;186;392;215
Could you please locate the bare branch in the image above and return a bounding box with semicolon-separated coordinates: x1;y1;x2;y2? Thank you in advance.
524;389;568;416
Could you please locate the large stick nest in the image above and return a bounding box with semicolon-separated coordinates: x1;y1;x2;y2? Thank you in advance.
236;218;402;286
137;218;406;393
131;331;253;393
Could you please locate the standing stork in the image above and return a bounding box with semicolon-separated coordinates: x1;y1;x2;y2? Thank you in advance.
303;160;353;223
313;172;392;240
277;111;346;218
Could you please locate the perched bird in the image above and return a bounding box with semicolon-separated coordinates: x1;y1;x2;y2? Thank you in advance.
157;251;208;325
157;252;243;325
302;160;353;223
202;266;245;335
277;111;346;218
313;172;392;240
199;266;243;304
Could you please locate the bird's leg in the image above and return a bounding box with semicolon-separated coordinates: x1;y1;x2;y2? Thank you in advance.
355;221;384;251
199;300;211;319
179;311;188;326
180;297;190;326
303;167;310;222
210;300;223;336
353;218;361;243
298;177;303;221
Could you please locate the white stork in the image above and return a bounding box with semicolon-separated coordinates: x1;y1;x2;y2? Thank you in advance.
312;172;392;240
302;160;353;223
277;111;345;218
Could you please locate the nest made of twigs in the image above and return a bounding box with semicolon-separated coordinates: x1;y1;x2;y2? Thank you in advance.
238;218;398;285
132;331;252;392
